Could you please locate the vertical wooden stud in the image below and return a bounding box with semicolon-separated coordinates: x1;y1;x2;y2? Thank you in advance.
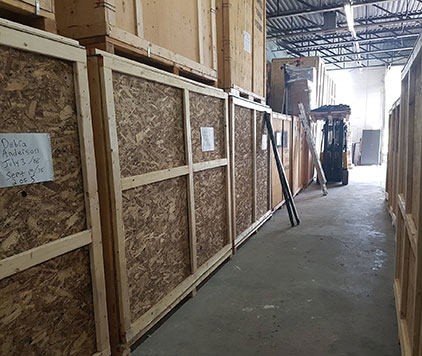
135;0;144;38
183;89;198;274
252;109;257;222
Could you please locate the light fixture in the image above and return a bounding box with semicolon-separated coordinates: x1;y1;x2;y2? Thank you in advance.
344;2;355;37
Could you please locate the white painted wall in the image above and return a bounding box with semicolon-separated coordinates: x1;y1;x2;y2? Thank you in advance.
330;66;403;157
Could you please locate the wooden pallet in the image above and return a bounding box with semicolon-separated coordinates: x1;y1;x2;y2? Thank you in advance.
226;85;266;105
82;36;218;87
0;0;56;32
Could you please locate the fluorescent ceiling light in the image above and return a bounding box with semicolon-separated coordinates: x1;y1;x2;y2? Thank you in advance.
344;3;356;38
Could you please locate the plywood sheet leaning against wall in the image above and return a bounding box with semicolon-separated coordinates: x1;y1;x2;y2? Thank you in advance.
0;19;109;356
216;0;266;101
229;96;271;248
386;98;400;226
393;34;422;356
87;50;232;355
55;0;217;85
271;112;292;210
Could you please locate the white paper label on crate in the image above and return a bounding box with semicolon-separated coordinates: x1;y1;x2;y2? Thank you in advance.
261;134;267;150
200;127;215;152
0;133;54;188
243;31;251;54
276;132;282;146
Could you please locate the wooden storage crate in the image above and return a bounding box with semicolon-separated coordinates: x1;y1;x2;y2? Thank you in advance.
0;0;56;32
87;50;232;355
291;116;302;196
216;0;266;100
55;0;218;85
386;98;400;225
0;19;109;356
393;35;422;356
269;56;336;113
229;96;272;247
271;112;291;210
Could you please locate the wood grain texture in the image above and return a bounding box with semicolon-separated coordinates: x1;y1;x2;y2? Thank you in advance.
256;112;269;219
112;72;185;178
234;105;253;236
122;177;191;322
0;247;96;356
271;117;283;208
194;167;228;267
190;91;225;163
0;45;86;259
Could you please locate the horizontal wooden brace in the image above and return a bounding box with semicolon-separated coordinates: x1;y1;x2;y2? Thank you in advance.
0;230;92;280
0;18;85;63
231;95;272;113
120;166;189;191
193;158;228;173
235;210;272;247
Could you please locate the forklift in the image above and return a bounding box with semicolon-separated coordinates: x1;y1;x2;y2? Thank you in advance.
311;105;351;186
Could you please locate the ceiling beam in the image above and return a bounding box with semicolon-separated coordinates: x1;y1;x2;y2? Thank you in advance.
327;63;403;71
273;33;419;52
268;17;422;40
322;46;413;58
326;54;408;64
267;0;398;20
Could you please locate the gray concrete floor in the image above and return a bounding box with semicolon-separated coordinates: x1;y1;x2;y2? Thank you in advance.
133;166;400;356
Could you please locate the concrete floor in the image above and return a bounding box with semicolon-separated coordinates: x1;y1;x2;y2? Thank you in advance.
133;166;400;356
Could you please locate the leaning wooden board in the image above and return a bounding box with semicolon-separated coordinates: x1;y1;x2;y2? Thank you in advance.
229;96;272;248
87;49;232;355
0;19;109;355
392;34;422;356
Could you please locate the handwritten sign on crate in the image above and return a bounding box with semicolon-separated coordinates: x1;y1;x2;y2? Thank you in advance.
0;133;54;188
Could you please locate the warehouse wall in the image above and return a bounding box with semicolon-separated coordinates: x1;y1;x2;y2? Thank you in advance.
330;67;386;144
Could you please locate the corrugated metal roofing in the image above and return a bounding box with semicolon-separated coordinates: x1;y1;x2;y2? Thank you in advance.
267;0;422;69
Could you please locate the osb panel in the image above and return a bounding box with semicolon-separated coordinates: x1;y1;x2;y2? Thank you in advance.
190;92;226;163
256;112;269;219
0;45;86;259
0;247;96;356
194;167;228;267
234;106;253;236
113;72;185;178
123;177;191;322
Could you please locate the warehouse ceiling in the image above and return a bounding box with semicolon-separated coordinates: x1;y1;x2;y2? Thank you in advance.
266;0;422;70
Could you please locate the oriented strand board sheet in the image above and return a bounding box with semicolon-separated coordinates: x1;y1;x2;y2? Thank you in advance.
194;167;228;266
112;72;185;178
122;177;191;322
0;247;96;355
0;45;86;259
190;92;225;163
256;112;269;218
234;106;253;235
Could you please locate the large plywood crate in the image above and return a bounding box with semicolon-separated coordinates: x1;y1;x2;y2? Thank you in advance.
0;19;109;356
216;0;266;100
229;96;272;248
271;112;292;210
291;116;302;196
0;0;56;32
392;35;422;356
269;56;336;113
386;98;400;226
55;0;218;85
87;50;232;355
